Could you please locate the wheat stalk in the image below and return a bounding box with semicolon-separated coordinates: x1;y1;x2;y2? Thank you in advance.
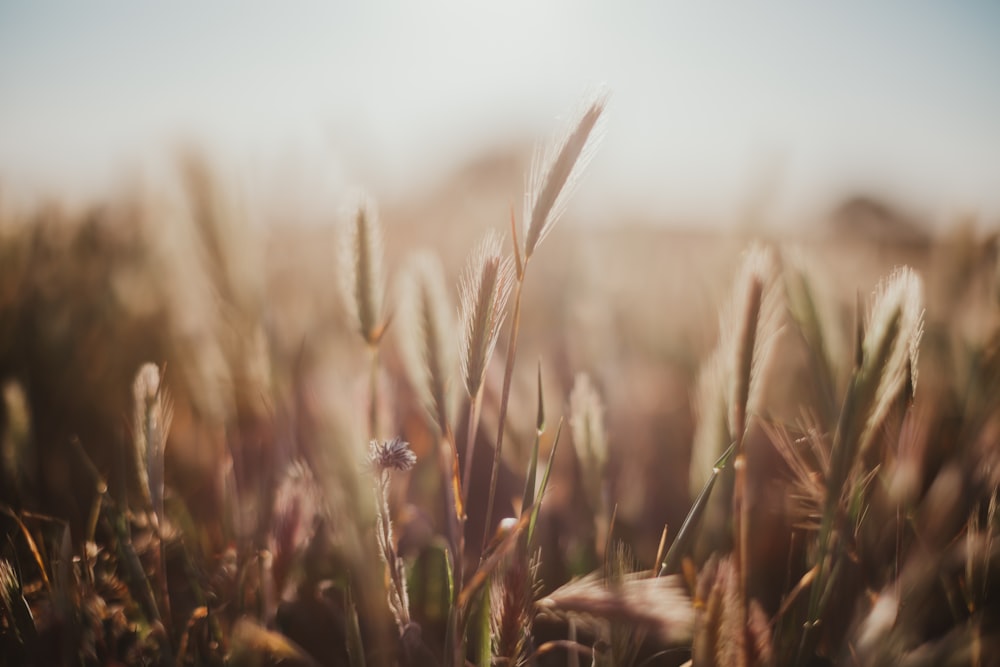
483;90;609;550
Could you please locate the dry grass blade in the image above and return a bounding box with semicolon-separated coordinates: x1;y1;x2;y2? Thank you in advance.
570;372;611;559
539;572;695;645
570;373;608;518
523;90;609;261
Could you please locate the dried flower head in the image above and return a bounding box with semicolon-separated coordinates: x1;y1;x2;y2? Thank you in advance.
458;230;515;398
368;436;415;633
368;437;417;474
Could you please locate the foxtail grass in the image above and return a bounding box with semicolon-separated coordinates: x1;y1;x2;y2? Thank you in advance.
132;363;172;529
800;266;924;659
342;197;389;439
458;230;515;500
483;90;608;552
132;362;174;635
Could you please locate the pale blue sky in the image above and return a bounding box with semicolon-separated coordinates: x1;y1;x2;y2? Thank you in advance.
1;2;999;227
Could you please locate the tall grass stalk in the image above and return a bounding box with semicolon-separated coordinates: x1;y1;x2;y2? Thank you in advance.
726;246;780;665
342;198;389;439
459;231;514;501
132;362;173;635
482;91;608;552
801;267;923;659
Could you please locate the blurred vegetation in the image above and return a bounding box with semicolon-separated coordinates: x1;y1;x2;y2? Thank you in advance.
1;134;1000;667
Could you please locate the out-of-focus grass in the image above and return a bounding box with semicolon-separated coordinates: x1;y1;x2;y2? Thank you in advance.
1;127;999;666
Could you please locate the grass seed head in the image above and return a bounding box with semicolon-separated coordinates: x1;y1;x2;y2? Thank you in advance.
132;362;172;516
459;230;515;398
724;244;782;443
523;90;609;261
396;251;456;433
341;196;387;346
860;266;924;447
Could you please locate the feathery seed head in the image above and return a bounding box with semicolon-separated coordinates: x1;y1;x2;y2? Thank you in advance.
523;90;609;261
723;244;781;442
132;363;172;514
859;267;924;448
396;251;456;433
341;196;387;345
865;267;923;396
539;572;694;645
459;230;515;398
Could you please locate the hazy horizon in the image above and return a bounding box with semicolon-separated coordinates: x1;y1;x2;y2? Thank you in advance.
2;2;999;229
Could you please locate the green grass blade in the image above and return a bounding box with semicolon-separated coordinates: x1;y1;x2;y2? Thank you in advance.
658;441;737;576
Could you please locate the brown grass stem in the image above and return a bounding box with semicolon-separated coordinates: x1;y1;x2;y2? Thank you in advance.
367;344;380;441
462;390;484;507
482;276;524;555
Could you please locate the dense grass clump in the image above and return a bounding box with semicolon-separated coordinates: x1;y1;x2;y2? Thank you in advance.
2;93;1000;666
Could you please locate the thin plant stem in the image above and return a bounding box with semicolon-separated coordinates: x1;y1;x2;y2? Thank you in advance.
482;276;524;555
368;344;379;440
462;390;484;505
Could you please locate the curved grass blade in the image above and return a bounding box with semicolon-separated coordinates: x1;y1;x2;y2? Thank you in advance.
658;441;737;576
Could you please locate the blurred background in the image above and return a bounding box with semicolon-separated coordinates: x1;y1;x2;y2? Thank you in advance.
3;4;1000;663
2;1;999;230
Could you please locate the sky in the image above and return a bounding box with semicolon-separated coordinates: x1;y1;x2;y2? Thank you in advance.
1;2;999;228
